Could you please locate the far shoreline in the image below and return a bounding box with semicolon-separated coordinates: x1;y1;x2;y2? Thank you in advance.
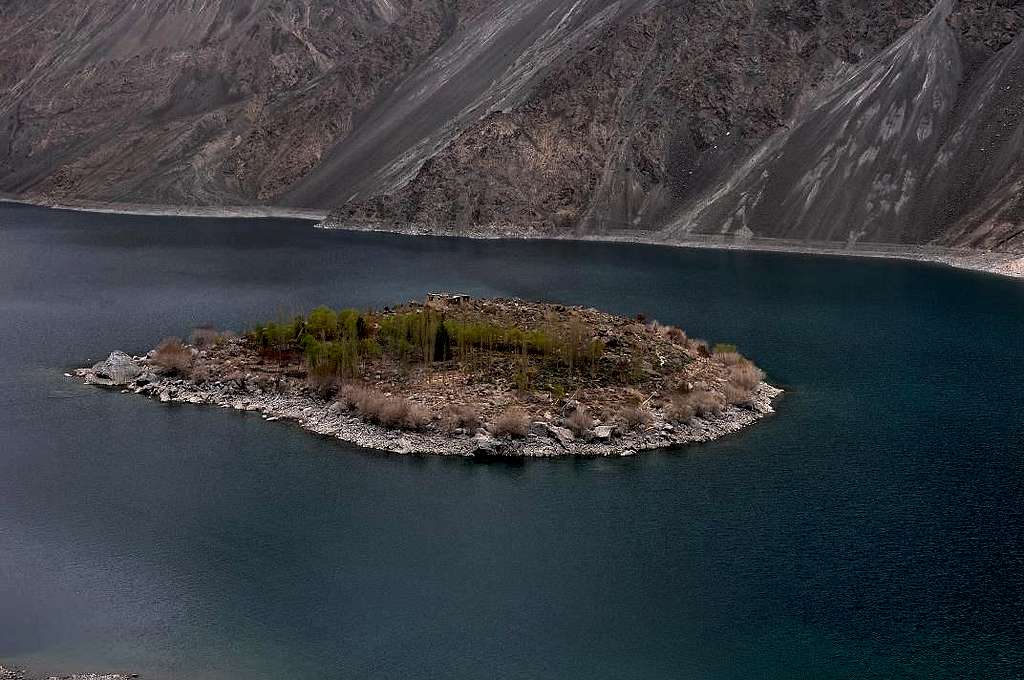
3;195;1021;280
0;195;327;222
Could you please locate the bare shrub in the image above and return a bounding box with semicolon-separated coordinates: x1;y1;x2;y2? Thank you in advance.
190;364;211;384
564;407;592;437
665;397;695;424
729;363;765;390
153;337;193;375
305;372;338;399
341;387;424;431
441;404;482;433
190;326;220;348
340;385;388;421
616;405;652;431
723;383;752;406
338;383;366;410
491;407;530;438
377;398;410;428
666;326;687;344
689;338;711;357
713;351;745;366
402;402;432;431
689;389;725;417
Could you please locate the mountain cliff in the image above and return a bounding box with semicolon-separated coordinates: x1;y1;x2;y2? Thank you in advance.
1;0;1021;251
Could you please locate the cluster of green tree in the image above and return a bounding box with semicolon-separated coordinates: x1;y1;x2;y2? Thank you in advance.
247;306;606;381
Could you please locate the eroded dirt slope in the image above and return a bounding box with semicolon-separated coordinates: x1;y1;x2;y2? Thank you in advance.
2;0;1021;250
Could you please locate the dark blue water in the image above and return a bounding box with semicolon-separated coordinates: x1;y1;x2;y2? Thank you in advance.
1;203;1022;679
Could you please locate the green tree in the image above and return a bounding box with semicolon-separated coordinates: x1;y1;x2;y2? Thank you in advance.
308;306;338;340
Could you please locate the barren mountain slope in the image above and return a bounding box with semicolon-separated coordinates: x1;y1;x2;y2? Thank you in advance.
665;0;1024;249
1;0;1021;251
0;0;484;204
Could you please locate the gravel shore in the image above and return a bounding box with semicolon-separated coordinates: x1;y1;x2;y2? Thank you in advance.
76;353;781;458
317;219;1024;281
0;665;134;680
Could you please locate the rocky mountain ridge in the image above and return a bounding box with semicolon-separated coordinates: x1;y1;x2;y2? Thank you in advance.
1;0;1021;251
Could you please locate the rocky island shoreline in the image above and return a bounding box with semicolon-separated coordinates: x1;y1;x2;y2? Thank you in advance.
0;665;133;680
76;296;781;457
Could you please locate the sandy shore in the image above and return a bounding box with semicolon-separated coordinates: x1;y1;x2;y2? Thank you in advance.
0;196;326;222
3;196;1020;280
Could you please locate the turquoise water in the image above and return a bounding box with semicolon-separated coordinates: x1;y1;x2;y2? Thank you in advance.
1;203;1022;679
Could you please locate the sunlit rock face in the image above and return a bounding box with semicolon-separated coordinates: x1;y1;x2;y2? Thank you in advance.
1;0;1021;250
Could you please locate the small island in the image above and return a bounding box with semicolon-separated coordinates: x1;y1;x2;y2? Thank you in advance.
76;296;781;457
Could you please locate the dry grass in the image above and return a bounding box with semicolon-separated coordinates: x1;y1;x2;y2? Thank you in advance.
616;405;652;431
403;402;432;430
153;337;193;375
688;338;711;357
491;407;530;438
305;372;338;399
564;407;593;437
665;397;695;423
441;404;482;433
688;389;725;417
729;363;765;390
723;383;752;406
338;385;430;430
713;351;745;366
190;326;221;348
666;326;687;344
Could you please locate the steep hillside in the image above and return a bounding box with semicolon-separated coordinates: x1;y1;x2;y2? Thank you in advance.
666;0;1024;249
1;0;1021;251
0;0;480;203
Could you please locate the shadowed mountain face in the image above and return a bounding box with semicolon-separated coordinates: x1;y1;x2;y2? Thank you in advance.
1;0;1021;250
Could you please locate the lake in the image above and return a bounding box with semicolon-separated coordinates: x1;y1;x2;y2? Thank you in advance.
1;203;1022;679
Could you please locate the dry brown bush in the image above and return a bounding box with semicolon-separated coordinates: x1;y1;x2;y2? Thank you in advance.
190;326;220;348
665;397;695;423
190;365;211;384
377;398;410;427
689;389;725;417
341;386;428;430
339;383;370;410
403;402;432;430
340;385;388;421
713;351;745;366
689;338;711;357
441;404;482;433
305;372;338;399
666;326;687;344
491;407;529;438
729;363;765;390
616;405;652;431
723;383;752;406
153;337;193;375
564;407;592;437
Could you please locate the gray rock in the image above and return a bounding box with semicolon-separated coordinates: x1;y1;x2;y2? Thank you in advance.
472;433;503;456
593;425;615;440
528;421;550;437
90;351;141;385
546;425;575;447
